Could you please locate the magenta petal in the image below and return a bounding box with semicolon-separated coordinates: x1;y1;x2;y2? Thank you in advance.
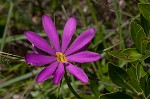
53;63;65;84
25;53;56;66
67;51;100;63
42;15;60;51
25;31;55;56
36;61;59;83
65;28;95;56
67;63;88;83
32;44;42;54
61;17;77;53
71;42;91;54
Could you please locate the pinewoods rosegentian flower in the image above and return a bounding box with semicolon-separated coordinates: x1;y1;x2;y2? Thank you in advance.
25;15;101;84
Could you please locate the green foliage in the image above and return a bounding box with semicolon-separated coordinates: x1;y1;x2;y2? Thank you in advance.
108;48;142;62
107;2;150;98
90;80;99;96
140;0;150;3
146;75;150;97
108;63;144;95
140;15;150;37
100;92;133;99
138;3;150;22
108;63;131;89
130;22;147;53
140;74;150;98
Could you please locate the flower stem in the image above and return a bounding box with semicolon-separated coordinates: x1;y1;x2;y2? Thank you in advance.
64;68;82;99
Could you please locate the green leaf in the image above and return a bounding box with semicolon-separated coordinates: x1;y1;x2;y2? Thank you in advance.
100;92;133;99
127;65;144;93
108;48;142;62
146;75;150;97
140;14;150;37
90;80;99;96
127;65;138;83
140;74;150;97
139;0;150;3
140;74;147;95
141;50;150;60
137;63;147;79
130;22;141;45
130;22;147;53
123;48;142;58
138;3;150;22
108;63;144;94
81;95;98;99
108;63;131;89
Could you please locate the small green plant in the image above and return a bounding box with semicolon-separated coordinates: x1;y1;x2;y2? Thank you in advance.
100;2;150;99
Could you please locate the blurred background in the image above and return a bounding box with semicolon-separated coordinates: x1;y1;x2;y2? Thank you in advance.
0;0;140;99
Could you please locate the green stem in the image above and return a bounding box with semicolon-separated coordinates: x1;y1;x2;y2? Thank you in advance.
113;0;124;66
86;0;107;48
64;68;82;99
61;5;69;19
113;0;124;50
76;1;87;27
91;62;101;79
86;0;98;24
0;1;13;51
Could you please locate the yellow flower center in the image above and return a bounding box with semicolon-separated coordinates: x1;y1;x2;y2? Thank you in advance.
56;52;67;63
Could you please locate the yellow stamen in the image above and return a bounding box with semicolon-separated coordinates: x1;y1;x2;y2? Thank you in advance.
56;52;67;63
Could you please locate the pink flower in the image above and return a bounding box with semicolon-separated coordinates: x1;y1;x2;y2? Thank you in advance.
25;15;101;84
